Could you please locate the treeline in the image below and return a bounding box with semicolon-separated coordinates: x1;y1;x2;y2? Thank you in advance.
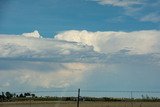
81;97;160;102
1;92;160;102
0;92;36;102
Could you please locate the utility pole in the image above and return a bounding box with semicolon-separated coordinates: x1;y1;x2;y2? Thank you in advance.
77;89;80;107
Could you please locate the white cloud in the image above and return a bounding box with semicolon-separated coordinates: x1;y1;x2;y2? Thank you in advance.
140;13;160;22
0;31;102;89
0;60;109;89
22;30;42;38
23;63;89;88
1;30;160;90
55;30;160;55
0;32;99;63
94;0;143;7
94;0;160;23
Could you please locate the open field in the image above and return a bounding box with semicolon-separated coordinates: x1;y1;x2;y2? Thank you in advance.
0;101;160;107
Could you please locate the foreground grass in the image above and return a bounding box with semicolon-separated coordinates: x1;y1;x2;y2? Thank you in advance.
1;101;160;107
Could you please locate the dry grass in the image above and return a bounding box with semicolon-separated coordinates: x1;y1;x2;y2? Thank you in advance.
0;101;160;107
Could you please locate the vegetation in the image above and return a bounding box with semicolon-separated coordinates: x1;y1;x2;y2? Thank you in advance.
0;92;36;102
0;91;160;102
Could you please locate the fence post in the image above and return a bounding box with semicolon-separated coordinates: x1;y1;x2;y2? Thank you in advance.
77;89;80;107
30;96;31;107
130;91;133;107
131;91;133;99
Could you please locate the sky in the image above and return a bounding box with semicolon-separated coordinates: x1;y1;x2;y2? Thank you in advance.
0;0;160;36
0;0;160;97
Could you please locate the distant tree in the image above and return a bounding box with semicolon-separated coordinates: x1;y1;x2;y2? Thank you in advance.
0;95;2;101
2;92;5;99
141;95;145;99
13;93;16;98
65;97;71;101
5;92;13;100
19;93;24;98
31;94;35;98
24;93;31;97
146;94;150;100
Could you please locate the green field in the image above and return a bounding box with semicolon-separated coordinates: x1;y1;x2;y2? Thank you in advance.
1;101;160;107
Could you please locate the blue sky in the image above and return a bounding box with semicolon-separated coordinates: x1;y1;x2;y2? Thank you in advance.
0;0;160;97
0;0;160;37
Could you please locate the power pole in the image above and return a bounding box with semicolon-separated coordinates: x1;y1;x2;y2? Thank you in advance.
77;89;80;107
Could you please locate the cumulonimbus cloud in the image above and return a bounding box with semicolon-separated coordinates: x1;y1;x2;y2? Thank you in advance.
0;31;100;63
55;30;160;55
1;30;160;90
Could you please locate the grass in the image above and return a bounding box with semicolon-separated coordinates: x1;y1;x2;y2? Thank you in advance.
1;101;160;107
